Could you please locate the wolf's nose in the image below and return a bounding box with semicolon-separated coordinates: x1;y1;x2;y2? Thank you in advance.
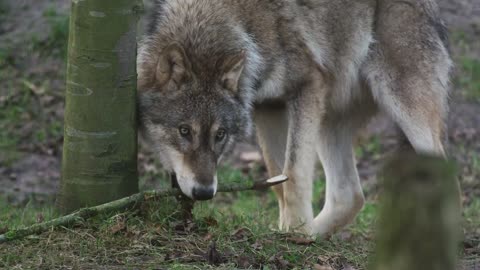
192;186;215;200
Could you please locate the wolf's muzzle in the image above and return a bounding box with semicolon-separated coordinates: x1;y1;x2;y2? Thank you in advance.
192;186;215;200
170;173;179;189
170;172;215;200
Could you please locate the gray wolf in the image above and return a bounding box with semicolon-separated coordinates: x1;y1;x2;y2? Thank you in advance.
137;0;452;236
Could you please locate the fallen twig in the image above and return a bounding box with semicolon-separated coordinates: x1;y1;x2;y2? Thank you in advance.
0;175;287;243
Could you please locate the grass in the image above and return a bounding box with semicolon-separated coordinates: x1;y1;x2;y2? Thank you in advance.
463;198;480;269
0;74;31;151
451;30;480;102
355;135;382;160
0;44;14;67
31;7;69;59
0;3;69;209
2;164;477;269
457;57;480;101
0;75;63;153
0;199;57;231
464;198;480;230
0;55;65;163
0;1;7;24
0;166;377;269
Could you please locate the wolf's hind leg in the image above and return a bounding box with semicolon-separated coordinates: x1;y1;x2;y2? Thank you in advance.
363;50;450;156
364;0;451;156
254;105;289;229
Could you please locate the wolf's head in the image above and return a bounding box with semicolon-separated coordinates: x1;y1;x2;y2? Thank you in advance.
137;43;253;200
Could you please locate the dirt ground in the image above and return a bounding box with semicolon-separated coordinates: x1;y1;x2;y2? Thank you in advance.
0;0;479;268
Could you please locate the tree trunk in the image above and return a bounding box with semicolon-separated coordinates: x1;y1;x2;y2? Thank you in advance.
372;152;462;270
56;0;143;213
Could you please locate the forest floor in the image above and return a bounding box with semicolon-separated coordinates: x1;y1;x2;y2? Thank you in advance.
0;0;479;269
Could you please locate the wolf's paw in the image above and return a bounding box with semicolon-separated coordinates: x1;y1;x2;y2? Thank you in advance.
311;215;340;237
312;198;364;236
280;206;313;235
279;218;313;236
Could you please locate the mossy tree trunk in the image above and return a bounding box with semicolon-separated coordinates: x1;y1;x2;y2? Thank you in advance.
372;152;462;270
57;0;143;213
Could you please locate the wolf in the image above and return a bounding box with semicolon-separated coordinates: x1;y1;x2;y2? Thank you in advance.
137;0;452;236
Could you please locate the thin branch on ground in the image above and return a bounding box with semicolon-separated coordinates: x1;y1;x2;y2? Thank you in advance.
0;175;287;243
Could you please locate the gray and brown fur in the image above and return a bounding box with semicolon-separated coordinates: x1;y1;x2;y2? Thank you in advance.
138;0;452;236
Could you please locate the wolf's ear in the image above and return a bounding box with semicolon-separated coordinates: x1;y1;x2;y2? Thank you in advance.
221;51;245;93
156;43;191;87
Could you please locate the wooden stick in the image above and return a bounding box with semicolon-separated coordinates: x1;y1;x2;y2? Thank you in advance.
0;175;287;243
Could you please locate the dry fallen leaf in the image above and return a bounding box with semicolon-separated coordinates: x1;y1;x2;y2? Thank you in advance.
268;254;291;270
251;241;263;250
206;241;223;265
203;233;214;241
286;236;315;245
110;217;126;234
231;227;251;241
237;254;254;268
203;216;218;227
313;264;334;270
171;220;197;234
36;213;45;223
317;255;330;263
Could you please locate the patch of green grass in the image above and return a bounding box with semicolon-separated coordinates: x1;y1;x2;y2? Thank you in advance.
0;45;15;67
0;150;24;168
312;178;326;213
0;68;64;154
0;166;374;269
0;78;32;150
451;30;468;45
0;1;8;21
1;165;478;269
31;6;69;59
450;30;480;102
464;198;480;230
457;57;480;101
356;135;382;160
351;202;377;235
472;153;480;176
0;198;57;231
31;118;64;145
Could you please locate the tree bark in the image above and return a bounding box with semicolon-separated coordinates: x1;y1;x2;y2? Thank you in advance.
372;152;462;270
56;0;143;213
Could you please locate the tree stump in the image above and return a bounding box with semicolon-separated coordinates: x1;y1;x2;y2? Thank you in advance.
372;152;462;270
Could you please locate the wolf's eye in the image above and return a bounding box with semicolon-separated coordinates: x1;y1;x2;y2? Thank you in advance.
215;128;226;142
179;125;190;137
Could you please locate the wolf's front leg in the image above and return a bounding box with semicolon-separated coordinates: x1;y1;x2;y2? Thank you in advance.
254;106;289;230
281;88;322;234
312;119;365;237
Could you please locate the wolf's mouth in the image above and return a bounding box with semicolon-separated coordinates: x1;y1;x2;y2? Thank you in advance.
169;172;215;201
170;172;179;189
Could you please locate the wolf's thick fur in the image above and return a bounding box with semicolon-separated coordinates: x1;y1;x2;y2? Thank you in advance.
138;0;452;236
